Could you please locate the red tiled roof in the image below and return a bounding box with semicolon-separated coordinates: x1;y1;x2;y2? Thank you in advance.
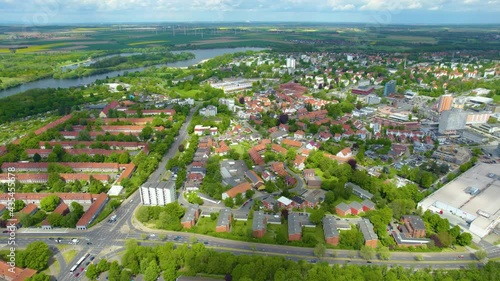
260;139;271;145
271;144;287;155
40;141;146;149
76;192;109;227
0;260;37;281
0;173;49;183
34;114;72;135
282;139;302;148
0;146;7;156
117;163;136;183
20;203;38;215
60;174;110;182
101;101;120;116
224;182;252;198
0;192;94;203
91;117;155;125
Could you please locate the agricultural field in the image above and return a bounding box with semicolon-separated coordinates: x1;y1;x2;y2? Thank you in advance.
0;23;498;90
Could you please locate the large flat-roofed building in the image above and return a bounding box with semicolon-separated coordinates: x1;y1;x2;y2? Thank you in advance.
140;181;176;206
418;163;500;238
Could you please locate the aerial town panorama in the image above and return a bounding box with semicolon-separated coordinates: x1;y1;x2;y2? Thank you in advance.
0;1;499;281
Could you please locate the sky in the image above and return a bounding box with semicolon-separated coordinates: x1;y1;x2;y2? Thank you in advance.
0;0;499;24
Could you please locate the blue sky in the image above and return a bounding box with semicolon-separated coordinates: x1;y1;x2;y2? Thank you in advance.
0;0;498;24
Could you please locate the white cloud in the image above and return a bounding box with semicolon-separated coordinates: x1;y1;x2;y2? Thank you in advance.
0;0;498;23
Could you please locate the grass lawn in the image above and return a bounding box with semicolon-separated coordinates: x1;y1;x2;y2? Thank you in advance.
493;95;500;104
62;249;78;264
304;225;326;244
52;259;60;275
230;144;250;156
56;244;70;252
174;89;202;99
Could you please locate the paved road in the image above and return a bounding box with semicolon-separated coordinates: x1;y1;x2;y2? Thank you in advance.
287;166;306;193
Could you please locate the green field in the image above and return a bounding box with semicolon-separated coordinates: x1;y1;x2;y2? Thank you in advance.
62;249;78;264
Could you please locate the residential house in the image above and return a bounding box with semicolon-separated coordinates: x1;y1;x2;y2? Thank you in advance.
336;147;352;158
349;201;364;215
261;170;275;182
271;144;287;155
221;182;252;200
76;193;109;230
262;196;277;210
303;169;322;188
288;213;302;241
401;215;426;238
291;196;307;209
252;211;267;238
0;260;37;281
361;199;376;212
245;170;264;190
346;182;374;200
99;101;120;118
181;204;200;229
359;219;378;248
216;208;232;232
282;139;302;148
277;196;293;210
323;216;340;246
20;203;38;216
319;131;333;141
293;155;306;171
41;203;69;230
271;162;287;177
294;130;305;139
305;141;320;150
336;202;351;216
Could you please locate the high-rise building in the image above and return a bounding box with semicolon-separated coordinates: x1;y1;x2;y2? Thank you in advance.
438;94;453;113
438;109;468;134
140;181;176;206
384;80;396;96
286;57;296;69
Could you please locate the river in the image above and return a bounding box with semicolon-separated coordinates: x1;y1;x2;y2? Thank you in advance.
0;47;265;99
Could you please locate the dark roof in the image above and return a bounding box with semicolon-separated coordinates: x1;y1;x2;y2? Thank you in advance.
402;215;426;230
288;212;302;235
245;170;263;185
217;208;232;227
181;205;199;223
336;202;350;212
346;182;374;199
252;211;267;231
323;216;339;238
291;196;305;205
361;199;376;209
349;201;363;210
358;219;378;241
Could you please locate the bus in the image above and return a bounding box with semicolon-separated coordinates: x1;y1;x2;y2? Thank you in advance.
70;253;90;273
